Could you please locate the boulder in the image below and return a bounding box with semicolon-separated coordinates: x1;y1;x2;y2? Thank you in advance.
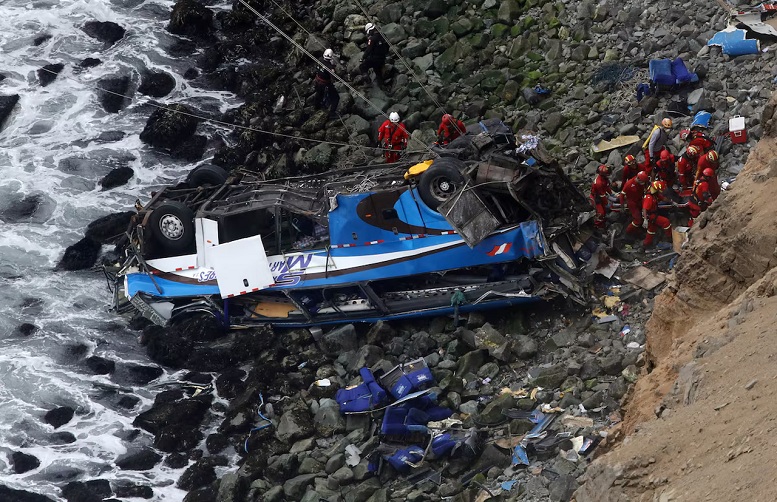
61;480;111;502
139;104;199;150
84;211;134;243
44;406;74;429
133;395;212;436
177;459;217;490
37;63;64;87
301;143;333;172
115;448;162;471
82;21;126;46
276;404;315;443
168;0;214;38
138;71;176;98
99;166;134;190
97;76;131;113
10;452;40;474
319;324;358;355
0;94;20;130
84;356;115;375
0;486;55;502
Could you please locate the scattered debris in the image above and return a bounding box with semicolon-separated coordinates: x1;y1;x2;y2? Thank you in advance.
621;265;667;290
708;27;760;56
591;135;640;153
745;379;758;390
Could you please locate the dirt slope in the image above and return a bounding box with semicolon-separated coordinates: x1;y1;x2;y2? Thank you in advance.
575;95;777;501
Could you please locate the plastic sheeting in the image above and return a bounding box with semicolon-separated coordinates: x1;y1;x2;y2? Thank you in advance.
708;27;760;56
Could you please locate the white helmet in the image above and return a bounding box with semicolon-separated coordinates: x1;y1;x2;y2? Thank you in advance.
323;48;334;61
365;22;375;33
389;112;399;123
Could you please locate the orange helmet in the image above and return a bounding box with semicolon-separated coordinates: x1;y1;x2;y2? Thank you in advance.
686;145;699;157
661;118;673;128
636;171;649;184
707;150;719;164
624;154;636;165
702;168;715;178
597;164;610;176
660;150;671;161
649;180;665;194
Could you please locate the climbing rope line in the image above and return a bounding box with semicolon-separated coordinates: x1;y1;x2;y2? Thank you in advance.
238;0;436;158
350;0;466;138
34;65;430;156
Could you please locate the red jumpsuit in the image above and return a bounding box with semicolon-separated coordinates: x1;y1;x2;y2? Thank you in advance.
589;174;612;229
694;155;718;184
676;153;697;191
688;130;714;153
655;154;676;186
621;177;646;235
642;193;671;247
436;117;466;146
621;163;639;187
378;120;410;163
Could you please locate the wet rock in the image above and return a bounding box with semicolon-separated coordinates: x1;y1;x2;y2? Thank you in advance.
99;166;134;190
0;94;19;130
168;0;214;38
38;63;64;87
97;76;131;113
319;324;358;355
116;448;162;471
49;431;77;444
123;363;164;385
178;459;217;490
313;401;346;437
134;395;211;449
34;34;52;46
84;211;134;244
0;486;56;501
82;21;126;47
1;194;42;222
11;451;40;474
44;406;74;428
276;403;315;443
138;71;176;98
114;482;153;499
84;356;115;375
61;480;112;502
14;323;38;337
139;104;199;150
79;58;101;68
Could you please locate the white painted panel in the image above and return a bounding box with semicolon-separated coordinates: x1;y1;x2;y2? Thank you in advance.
195;218;220;268
209;236;275;298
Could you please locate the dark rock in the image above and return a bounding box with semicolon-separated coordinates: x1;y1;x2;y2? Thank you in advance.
456;349;488;376
170;134;206;161
183;485;218;502
117;395;141;409
283;474;318;499
512;334;538;359
115;448;162;471
49;431;77;444
165;452;189;469
114;482;153;499
20;297;44;316
56;237;101;271
82;21;126;47
84;211;134;243
599;352;624;375
61;480;112;502
38;63;64;87
44;406;75;428
276;403;315;443
134;395;212;435
205;433;229;454
123;363;164;385
84;356;115;375
97;76;131;113
138;71;176;98
0;94;19;130
178;459;217;491
139;104;199;150
183;68;199;80
154;425;203;452
14;323;39;336
640;96;659;115
549;474;578;501
1;194;42;222
319;323;358;355
34;34;52;46
79;58;102;68
529;364;567;389
11;451;40;474
99;166;134;190
168;0;214;38
0;486;55;502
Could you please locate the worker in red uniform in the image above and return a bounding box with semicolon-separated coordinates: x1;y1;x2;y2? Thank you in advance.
589;164;613;229
436;113;466;146
378;111;409;163
642;180;672;248
687;168;719;226
694;150;719;185
687;128;714;154
654;150;676;186
676;145;700;191
620;171;650;236
620;154;638;188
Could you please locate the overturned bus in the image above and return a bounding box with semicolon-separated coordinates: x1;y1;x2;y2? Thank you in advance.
109;121;593;328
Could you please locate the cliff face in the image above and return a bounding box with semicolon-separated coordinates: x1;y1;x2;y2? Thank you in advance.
575;95;777;501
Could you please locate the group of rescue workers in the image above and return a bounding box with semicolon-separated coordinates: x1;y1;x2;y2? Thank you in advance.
590;117;722;248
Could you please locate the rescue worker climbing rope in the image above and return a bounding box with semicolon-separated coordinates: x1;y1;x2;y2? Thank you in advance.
377;111;409;163
436;113;466;147
313;48;340;116
642;180;672;248
589;164;613;229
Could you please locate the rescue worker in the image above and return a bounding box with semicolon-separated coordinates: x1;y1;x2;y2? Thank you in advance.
642;180;672;248
621;171;650;237
644;117;673;168
676;145;700;191
377;111;409;163
436;113;466;146
687;128;714;153
687;168;719;226
694;150;719;185
313;48;339;116
620;154;638;188
359;23;389;86
589;164;613;229
654;149;676;186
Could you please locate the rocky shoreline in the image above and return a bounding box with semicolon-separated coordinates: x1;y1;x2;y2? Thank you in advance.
11;0;774;499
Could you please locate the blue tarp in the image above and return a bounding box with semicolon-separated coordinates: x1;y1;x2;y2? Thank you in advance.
690;111;711;129
649;58;699;87
708;28;760;57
